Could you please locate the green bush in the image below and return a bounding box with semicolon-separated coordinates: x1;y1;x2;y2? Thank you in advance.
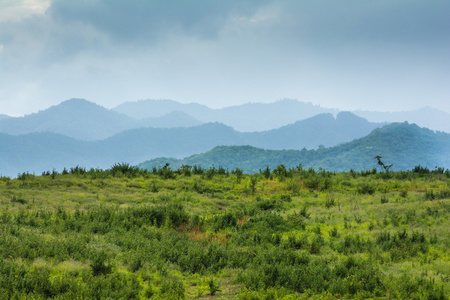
358;183;376;195
90;250;112;276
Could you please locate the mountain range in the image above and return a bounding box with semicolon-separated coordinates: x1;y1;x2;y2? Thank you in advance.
0;111;384;177
139;122;450;173
1;98;449;177
113;98;450;133
112;98;338;132
1;99;449;142
0;99;201;140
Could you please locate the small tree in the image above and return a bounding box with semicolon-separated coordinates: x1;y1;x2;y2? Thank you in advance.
273;164;288;180
374;156;392;172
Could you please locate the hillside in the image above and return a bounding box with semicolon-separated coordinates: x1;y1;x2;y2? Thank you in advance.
1;162;449;298
0;113;385;177
139;122;450;172
246;111;383;149
0;123;245;177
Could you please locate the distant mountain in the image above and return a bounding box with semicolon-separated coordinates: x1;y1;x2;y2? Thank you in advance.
113;99;338;132
0;132;95;177
112;99;212;119
245;111;384;149
139;111;202;128
0;114;12;120
211;99;339;132
354;107;450;133
114;99;450;133
138;122;450;172
0;123;243;177
0;99;202;140
0;112;384;177
0;99;136;140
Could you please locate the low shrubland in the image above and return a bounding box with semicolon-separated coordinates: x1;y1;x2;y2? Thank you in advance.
0;164;449;299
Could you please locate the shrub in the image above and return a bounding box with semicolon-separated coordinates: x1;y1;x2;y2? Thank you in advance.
304;177;320;190
283;234;307;249
159;276;186;299
273;164;288;180
358;183;376;195
261;165;271;179
256;199;279;211
329;227;338;238
212;212;237;231
90;250;112;276
424;190;436;201
11;196;28;205
208;278;221;295
325;197;336;208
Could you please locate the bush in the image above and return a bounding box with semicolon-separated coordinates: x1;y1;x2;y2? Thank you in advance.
208;278;221;295
325;197;336;208
90;250;112;276
358;183;376;195
212;212;237;231
11;196;28;205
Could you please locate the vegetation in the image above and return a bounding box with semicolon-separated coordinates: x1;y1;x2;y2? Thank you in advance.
0;163;449;299
140;122;450;173
3;121;450;178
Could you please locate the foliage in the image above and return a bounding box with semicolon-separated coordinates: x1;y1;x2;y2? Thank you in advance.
0;164;449;298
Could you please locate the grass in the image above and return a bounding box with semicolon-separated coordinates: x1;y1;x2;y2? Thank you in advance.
0;166;449;299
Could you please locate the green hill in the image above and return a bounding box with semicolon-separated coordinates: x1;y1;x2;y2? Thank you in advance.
2;121;448;178
139;122;450;172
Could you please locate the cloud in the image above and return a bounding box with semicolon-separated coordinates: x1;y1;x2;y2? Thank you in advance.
48;0;270;43
0;0;449;116
0;0;50;22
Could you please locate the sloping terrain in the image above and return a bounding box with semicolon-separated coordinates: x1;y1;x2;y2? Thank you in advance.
0;112;385;177
139;122;450;172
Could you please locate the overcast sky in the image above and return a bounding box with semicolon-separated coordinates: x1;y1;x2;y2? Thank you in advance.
1;0;449;116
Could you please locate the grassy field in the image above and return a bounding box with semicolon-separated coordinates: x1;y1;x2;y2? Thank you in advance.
0;164;449;299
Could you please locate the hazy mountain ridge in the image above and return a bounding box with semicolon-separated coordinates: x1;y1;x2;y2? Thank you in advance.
139;122;450;172
113;98;339;132
2;99;449;142
245;111;384;149
112;99;212;120
113;98;450;133
0;113;384;177
0;99;202;140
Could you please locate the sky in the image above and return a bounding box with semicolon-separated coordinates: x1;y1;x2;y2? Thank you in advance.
0;0;449;117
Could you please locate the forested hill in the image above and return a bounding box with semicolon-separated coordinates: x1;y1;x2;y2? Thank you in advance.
138;122;450;172
2;121;448;177
0;113;383;177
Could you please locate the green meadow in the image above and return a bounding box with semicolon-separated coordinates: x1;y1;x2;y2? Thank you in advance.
0;164;449;299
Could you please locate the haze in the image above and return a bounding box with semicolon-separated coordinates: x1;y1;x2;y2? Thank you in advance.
1;0;449;117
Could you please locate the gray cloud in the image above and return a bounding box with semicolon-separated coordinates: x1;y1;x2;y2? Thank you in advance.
48;0;268;43
0;0;449;116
